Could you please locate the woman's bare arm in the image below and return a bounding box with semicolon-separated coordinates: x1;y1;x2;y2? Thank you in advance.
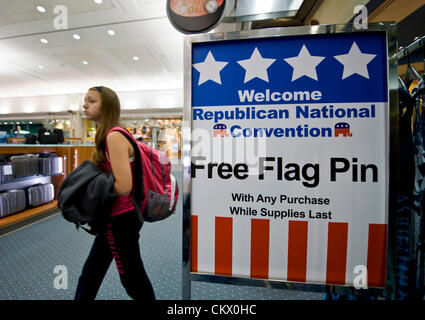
107;131;133;196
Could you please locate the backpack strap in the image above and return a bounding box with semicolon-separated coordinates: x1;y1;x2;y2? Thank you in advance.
158;151;167;194
149;147;158;193
106;126;145;225
148;147;167;194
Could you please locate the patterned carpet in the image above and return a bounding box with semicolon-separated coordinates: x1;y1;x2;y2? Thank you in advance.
0;170;323;300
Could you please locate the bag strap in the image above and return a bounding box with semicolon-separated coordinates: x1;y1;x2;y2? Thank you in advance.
149;147;158;193
149;147;167;194
158;152;167;193
107;127;145;225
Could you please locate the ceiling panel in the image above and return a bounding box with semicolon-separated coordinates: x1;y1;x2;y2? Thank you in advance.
0;0;115;27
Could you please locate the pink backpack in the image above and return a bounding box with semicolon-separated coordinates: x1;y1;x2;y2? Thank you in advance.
107;126;179;223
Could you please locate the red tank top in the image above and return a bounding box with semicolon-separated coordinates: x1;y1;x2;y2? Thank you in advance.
100;130;136;218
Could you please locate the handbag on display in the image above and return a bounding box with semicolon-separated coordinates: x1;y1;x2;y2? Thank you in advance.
25;134;37;144
38;127;59;144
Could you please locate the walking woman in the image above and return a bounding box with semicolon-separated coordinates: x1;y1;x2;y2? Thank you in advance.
74;86;155;300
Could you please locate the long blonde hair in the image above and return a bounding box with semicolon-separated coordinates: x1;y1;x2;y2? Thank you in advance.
90;86;122;164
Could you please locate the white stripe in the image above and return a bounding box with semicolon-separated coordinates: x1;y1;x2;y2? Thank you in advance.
269;219;288;280
345;220;368;286
232;217;251;278
196;215;215;274
306;221;328;284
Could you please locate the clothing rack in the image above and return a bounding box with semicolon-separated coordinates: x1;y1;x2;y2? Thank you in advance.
397;35;425;61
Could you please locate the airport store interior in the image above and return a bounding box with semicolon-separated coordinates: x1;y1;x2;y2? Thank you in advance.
0;0;424;301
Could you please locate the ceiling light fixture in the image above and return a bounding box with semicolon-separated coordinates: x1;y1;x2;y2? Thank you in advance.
94;0;103;4
108;29;115;36
36;6;46;13
40;38;48;44
73;34;81;40
38;65;44;69
82;61;88;65
133;56;139;61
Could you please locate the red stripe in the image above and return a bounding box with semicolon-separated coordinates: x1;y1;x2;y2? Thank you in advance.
190;215;198;272
326;222;348;285
367;224;387;287
287;221;308;282
215;217;233;276
250;219;269;279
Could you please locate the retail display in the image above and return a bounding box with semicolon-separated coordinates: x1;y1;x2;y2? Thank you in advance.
393;63;425;300
0;151;64;220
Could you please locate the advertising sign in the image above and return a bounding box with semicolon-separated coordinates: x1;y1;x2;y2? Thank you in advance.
187;27;392;288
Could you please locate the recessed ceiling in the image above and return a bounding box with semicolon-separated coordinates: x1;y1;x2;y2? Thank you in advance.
0;0;115;27
0;0;184;100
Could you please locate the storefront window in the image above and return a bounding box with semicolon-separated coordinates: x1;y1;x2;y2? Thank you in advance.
83;117;182;159
121;118;182;159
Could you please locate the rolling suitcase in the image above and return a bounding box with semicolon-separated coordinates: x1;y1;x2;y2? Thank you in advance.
39;153;63;176
0;189;26;218
0;160;14;184
11;154;39;178
27;183;54;207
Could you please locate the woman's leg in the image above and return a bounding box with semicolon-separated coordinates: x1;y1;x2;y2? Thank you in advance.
108;211;156;300
74;232;113;300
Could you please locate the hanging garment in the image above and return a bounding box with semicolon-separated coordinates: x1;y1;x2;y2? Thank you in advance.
394;77;416;300
411;79;425;299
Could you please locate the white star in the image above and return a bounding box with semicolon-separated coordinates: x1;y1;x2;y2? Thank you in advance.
193;51;228;85
334;42;376;79
284;44;325;81
237;47;276;83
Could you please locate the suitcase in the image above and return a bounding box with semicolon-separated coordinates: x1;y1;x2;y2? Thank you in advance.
39;153;63;176
27;183;54;207
0;160;14;184
11;154;39;178
0;189;26;218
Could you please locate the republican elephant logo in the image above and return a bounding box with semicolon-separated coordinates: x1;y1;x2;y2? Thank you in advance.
335;122;353;137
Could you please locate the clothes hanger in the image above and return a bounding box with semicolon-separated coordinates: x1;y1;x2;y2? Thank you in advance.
409;46;425;100
399;76;415;116
403;47;422;89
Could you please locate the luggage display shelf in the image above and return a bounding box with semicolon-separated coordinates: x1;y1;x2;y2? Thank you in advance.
0;173;64;186
0;200;58;230
0;145;95;231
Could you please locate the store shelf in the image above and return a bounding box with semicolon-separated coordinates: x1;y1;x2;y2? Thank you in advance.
0;200;58;230
0;145;95;231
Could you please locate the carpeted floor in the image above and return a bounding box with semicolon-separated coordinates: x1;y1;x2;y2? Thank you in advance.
0;170;323;300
